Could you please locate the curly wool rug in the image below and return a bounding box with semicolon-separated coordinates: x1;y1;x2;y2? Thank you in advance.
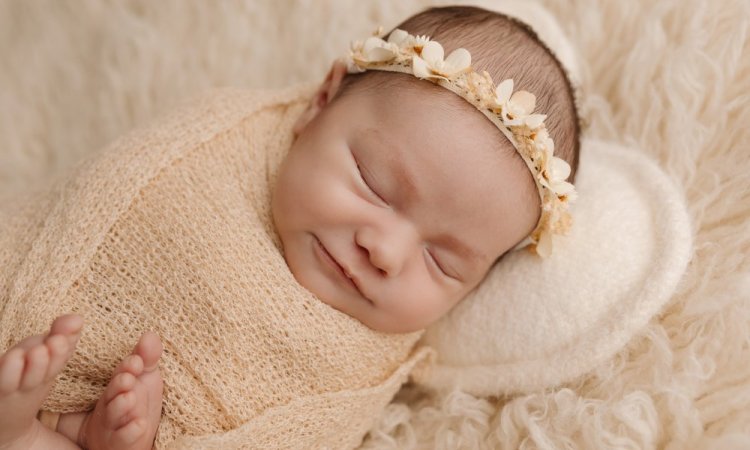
1;0;748;448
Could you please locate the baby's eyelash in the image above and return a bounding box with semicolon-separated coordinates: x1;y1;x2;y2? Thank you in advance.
356;162;388;205
426;248;452;279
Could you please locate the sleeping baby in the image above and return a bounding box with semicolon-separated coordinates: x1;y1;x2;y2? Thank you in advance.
0;5;580;450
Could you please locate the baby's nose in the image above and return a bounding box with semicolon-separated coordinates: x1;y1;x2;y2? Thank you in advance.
356;218;418;277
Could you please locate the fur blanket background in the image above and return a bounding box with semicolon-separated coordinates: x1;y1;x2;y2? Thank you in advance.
1;0;748;448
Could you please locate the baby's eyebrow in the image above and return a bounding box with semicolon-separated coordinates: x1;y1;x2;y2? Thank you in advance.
389;156;419;204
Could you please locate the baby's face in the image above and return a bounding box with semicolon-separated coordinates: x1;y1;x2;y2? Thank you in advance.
272;71;539;333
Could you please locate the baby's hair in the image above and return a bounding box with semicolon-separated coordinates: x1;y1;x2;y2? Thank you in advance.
335;5;582;185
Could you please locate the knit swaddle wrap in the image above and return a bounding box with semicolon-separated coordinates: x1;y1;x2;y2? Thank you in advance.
0;82;433;449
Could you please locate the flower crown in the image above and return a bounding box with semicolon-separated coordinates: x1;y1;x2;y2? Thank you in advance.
342;26;577;258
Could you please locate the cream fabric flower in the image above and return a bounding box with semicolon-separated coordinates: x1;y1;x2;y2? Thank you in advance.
493;79;537;127
412;41;471;81
525;113;547;129
387;29;410;46
359;36;399;62
540;156;577;202
535;228;554;259
346;36;399;73
387;28;431;55
532;128;555;154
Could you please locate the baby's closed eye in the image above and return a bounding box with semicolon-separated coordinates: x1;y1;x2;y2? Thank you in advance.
425;247;461;282
353;156;388;207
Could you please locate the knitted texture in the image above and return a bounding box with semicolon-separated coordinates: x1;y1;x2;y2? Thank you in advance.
0;82;433;449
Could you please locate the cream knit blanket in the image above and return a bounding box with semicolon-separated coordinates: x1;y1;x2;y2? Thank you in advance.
0;82;433;449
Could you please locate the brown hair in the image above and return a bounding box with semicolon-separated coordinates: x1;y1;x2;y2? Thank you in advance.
335;5;582;183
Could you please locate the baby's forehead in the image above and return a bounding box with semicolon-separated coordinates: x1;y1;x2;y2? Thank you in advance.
333;78;527;194
359;85;507;147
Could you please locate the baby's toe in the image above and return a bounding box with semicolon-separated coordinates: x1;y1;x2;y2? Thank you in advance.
111;417;147;447
114;354;144;378
0;348;24;394
134;333;162;373
48;314;84;341
44;334;71;379
104;372;137;403
19;344;50;390
106;391;136;429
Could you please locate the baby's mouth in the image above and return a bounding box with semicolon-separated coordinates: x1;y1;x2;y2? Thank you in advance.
313;235;370;301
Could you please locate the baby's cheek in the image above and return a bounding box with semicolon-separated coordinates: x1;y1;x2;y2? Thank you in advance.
387;278;446;325
310;183;364;222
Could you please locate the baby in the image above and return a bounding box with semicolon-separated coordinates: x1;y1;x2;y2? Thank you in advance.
0;5;580;450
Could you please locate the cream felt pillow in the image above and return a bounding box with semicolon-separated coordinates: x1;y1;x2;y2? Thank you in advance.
410;139;694;396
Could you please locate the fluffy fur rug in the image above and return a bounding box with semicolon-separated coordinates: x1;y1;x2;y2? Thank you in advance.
1;0;748;448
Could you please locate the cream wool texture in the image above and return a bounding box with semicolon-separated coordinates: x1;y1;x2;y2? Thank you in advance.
0;83;433;449
1;0;749;448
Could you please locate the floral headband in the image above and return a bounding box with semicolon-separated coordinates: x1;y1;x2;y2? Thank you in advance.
342;26;577;258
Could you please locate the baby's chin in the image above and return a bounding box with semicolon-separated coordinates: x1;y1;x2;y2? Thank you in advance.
282;253;401;331
292;265;434;333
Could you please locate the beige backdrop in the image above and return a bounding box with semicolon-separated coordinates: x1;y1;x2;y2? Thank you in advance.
1;0;749;448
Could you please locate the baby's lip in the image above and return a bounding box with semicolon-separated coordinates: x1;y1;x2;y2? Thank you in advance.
315;236;371;303
339;262;366;298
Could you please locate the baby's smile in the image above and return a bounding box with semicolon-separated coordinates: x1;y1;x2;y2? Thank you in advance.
312;233;371;303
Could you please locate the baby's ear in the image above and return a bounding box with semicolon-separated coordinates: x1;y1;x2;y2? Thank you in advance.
293;60;348;136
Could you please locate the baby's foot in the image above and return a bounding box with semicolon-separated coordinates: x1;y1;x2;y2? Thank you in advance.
0;314;83;450
77;332;163;450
